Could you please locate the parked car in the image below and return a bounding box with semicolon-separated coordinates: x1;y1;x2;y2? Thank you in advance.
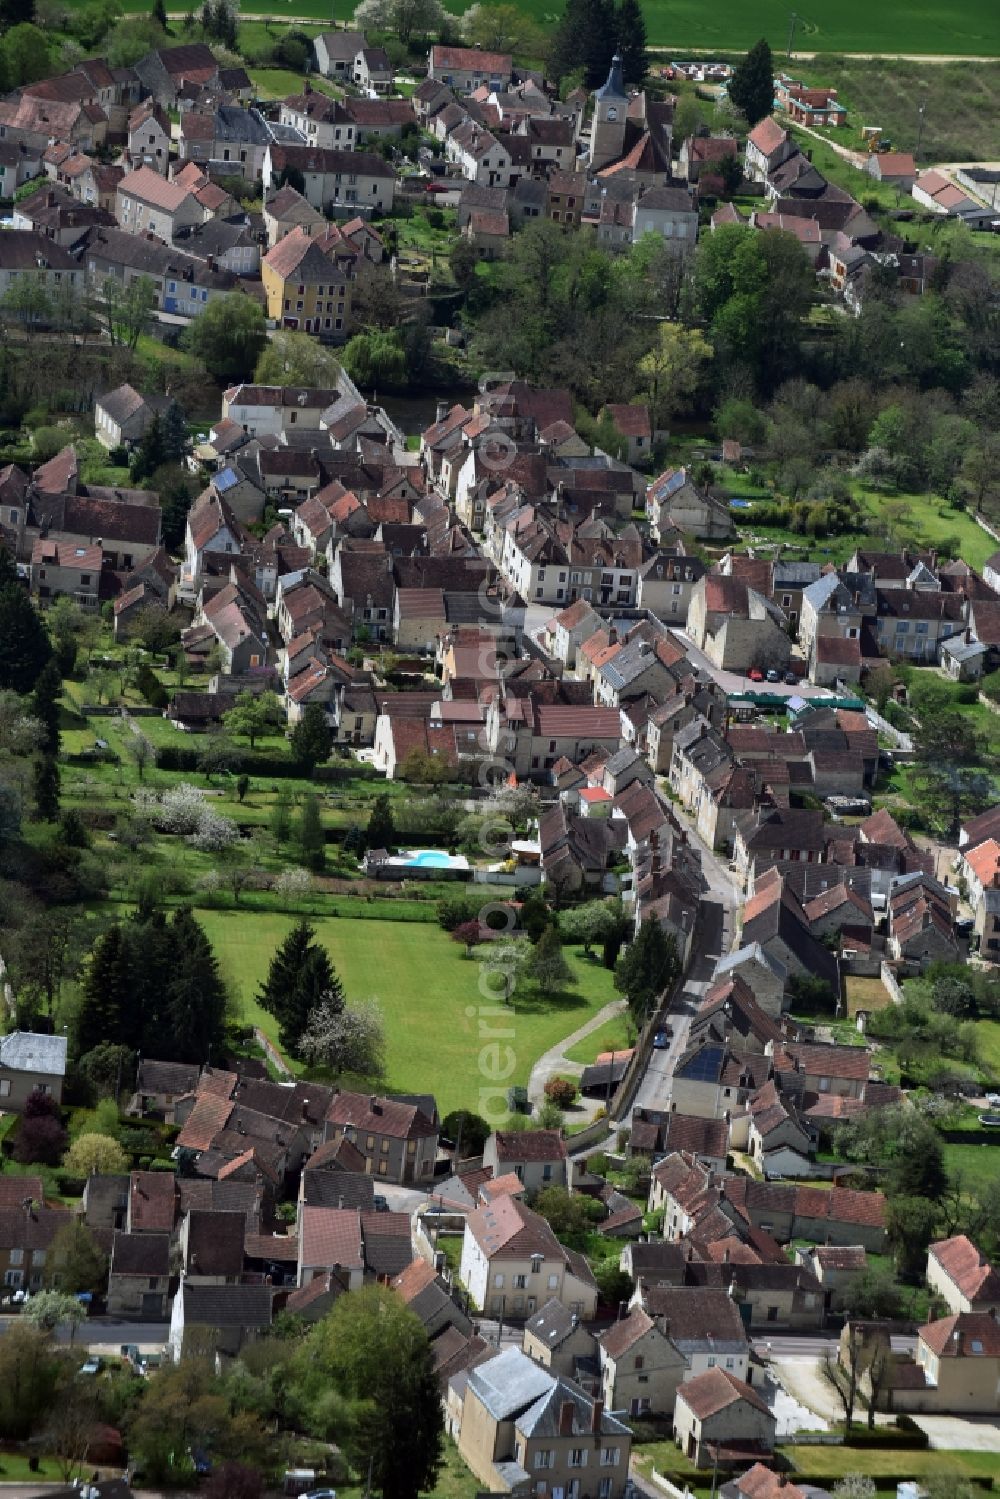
985;1092;1000;1107
653;1029;671;1049
955;917;975;936
79;1357;101;1375
373;1194;389;1212
784;671;798;685
747;668;764;682
423;181;449;193
765;668;781;682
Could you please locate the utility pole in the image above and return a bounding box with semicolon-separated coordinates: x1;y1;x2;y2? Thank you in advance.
786;11;799;58
915;99;927;163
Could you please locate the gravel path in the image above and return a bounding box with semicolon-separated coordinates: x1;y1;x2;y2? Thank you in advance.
526;998;627;1112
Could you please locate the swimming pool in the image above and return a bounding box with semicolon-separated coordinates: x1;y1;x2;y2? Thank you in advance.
406;850;452;868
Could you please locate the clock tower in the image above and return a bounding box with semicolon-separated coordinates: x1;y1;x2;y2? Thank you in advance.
589;52;628;170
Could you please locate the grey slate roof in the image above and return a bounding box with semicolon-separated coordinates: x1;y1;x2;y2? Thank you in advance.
466;1346;554;1420
0;1031;67;1076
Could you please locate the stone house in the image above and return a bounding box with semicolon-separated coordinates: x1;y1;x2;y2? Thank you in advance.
0;1032;67;1109
482;1130;568;1196
322;1090;439;1184
912;1312;1000;1412
597;1307;686;1417
455;1348;631;1499
926;1236;1000;1316
672;1368;776;1468
0;1204;71;1293
523;1298;599;1378
107;1230;171;1317
428;44;513;93
460;1195;599;1320
115;165;203;240
687;575;790;674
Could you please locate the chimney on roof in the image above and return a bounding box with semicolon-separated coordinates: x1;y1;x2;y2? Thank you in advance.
558;1400;575;1437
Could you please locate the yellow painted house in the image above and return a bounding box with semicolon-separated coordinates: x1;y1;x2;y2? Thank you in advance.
260;225;349;337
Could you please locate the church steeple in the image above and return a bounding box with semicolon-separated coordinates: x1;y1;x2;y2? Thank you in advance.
595;52;627;101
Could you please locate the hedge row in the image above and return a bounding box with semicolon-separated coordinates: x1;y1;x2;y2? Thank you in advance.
155;745;381;781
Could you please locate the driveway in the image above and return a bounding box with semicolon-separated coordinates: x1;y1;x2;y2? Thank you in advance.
913;1415;1000;1451
756;1367;829;1437
527;999;628;1114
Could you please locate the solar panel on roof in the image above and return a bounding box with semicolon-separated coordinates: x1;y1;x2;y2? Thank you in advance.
679;1044;724;1082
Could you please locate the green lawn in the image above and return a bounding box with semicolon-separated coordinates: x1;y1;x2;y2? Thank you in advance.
563;1010;633;1066
942;1140;1000;1192
196;910;619;1115
974;1019;1000;1075
782;1446;1000;1483
248;66;335;100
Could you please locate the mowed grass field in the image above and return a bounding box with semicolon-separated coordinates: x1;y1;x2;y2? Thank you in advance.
152;0;1000;54
196;909;618;1116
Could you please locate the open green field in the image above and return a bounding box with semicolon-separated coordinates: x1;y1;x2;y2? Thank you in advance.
196;909;618;1116
148;0;1000;53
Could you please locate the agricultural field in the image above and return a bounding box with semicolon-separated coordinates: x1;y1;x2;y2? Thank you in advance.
196;909;620;1115
138;0;1000;55
787;57;1000;164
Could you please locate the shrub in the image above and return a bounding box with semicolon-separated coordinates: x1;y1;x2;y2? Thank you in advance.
544;1076;578;1107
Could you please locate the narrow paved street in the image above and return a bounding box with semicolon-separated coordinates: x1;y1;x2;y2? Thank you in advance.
629;805;740;1121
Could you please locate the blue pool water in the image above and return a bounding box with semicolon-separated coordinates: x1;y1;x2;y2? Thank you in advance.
730;499;753;510
406;850;451;868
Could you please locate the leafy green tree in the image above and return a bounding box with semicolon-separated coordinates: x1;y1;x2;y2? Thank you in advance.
298;792;325;873
0;558;53;692
932;975;975;1017
614;919;679;1022
693;223;815;389
3;23;50;86
840;1265;905;1320
290;701;332;774
341;329;407;389
534;1185;600;1242
75;923;130;1058
97;274;156;349
270;788;292;847
77;1042;134;1101
366;793;396;853
44;1219;108;1296
887;1195;939;1280
105;13;167;64
162;907;229;1063
30;656;62;756
222;689;283;750
0;1323;63;1440
21;1289;86;1335
33;754;59;821
297;1285;443;1499
257;920;344;1056
130;411;165;483
181;294;267;382
913;710;990;835
526;925;573;991
441;1109;490;1157
729;37;774;126
253;331;341;387
615;0;647;86
151;0;167;26
63;1132;128;1177
549;0;616;86
449;237;478;292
